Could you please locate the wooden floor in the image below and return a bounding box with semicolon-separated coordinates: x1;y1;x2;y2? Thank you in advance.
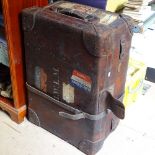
0;81;155;155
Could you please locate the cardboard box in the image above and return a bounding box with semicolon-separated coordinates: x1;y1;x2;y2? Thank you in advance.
124;58;146;107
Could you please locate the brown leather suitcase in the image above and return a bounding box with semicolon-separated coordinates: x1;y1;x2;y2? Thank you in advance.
22;1;133;154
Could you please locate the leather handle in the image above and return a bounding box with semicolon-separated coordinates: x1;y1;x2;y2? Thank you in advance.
55;8;99;22
57;9;86;20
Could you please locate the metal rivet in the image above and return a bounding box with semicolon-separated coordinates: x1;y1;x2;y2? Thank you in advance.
108;72;111;77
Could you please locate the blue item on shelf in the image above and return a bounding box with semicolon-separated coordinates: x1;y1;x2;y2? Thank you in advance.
69;0;107;9
0;14;4;27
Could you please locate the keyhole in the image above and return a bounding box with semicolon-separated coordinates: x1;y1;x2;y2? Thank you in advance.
119;42;122;59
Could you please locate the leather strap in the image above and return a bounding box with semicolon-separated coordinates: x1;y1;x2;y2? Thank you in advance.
106;91;125;119
26;83;125;120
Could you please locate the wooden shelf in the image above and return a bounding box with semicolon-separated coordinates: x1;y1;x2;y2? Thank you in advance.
0;0;48;123
0;96;26;123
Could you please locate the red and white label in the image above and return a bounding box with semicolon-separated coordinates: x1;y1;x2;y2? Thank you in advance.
71;70;92;92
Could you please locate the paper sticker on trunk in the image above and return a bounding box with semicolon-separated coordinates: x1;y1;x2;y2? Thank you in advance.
70;70;92;92
63;83;74;104
99;14;117;25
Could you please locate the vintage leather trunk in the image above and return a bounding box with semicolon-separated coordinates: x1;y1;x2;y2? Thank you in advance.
22;1;132;154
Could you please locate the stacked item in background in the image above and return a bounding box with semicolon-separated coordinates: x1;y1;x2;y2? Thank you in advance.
123;1;155;106
123;58;147;107
0;12;12;99
69;0;128;12
123;27;147;107
51;0;128;12
122;0;154;23
106;0;128;11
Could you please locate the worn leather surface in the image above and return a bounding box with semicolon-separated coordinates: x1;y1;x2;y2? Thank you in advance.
22;1;132;154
